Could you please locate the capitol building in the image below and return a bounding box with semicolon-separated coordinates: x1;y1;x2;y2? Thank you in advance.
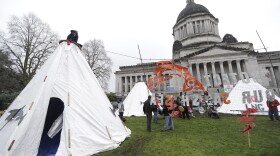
115;0;280;97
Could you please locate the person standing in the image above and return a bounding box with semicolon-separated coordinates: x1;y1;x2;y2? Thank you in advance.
161;95;174;131
118;99;125;121
152;97;159;124
143;96;152;132
189;98;194;117
267;97;280;121
182;98;190;120
161;103;174;131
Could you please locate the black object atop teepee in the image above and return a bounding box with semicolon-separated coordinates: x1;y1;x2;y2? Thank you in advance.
67;30;79;43
59;30;82;48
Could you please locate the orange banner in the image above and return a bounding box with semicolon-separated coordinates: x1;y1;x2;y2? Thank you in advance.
147;60;204;92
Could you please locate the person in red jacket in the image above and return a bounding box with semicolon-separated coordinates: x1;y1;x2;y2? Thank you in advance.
267;97;280;121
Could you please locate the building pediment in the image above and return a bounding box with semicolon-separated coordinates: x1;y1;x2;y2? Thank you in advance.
194;47;243;57
181;45;257;59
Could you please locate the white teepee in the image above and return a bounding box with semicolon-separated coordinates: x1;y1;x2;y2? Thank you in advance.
218;79;280;115
122;82;151;117
0;42;131;156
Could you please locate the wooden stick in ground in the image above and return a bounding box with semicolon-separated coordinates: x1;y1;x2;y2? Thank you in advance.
248;131;251;148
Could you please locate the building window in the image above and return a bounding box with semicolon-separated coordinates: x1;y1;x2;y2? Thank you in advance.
201;20;205;33
192;21;196;34
177;29;180;40
197;21;200;33
181;27;183;39
179;28;181;39
184;24;187;36
187;23;190;34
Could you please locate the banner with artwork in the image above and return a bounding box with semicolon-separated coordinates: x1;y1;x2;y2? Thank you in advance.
218;78;280;115
147;61;204;92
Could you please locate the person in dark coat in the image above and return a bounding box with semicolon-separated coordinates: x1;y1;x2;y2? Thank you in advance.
59;30;82;48
67;30;79;43
143;95;152;132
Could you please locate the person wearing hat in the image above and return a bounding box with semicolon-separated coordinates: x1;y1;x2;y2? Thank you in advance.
59;30;82;48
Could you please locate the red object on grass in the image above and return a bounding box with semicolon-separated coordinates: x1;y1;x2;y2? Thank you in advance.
240;116;256;122
241;108;258;115
242;123;255;134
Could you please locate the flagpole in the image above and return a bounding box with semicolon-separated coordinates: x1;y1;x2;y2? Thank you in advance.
256;30;280;95
137;45;146;82
137;45;150;95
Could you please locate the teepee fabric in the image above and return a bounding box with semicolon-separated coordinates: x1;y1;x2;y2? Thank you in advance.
0;42;130;156
218;79;280;115
122;82;151;116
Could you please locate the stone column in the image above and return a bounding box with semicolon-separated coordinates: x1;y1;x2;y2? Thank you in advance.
244;60;249;73
188;23;192;34
189;64;193;74
205;20;210;32
211;62;216;75
124;76;128;93
190;22;194;34
215;23;220;36
219;61;224;74
119;76;123;95
135;75;138;83
115;75;119;94
203;62;208;76
236;60;242;77
184;25;187;37
179;28;181;40
130;76;133;91
140;75;143;82
278;66;280;87
215;23;218;35
228;60;233;73
196;63;201;81
269;66;277;87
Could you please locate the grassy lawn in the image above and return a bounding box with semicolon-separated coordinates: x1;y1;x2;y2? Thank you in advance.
98;114;280;156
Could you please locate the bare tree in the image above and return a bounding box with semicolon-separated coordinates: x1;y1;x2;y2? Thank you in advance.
0;13;59;84
82;39;112;90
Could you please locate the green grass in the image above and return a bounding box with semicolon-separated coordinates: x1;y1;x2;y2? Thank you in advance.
98;115;280;156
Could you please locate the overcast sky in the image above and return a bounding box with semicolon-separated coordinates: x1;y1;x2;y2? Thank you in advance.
1;0;280;92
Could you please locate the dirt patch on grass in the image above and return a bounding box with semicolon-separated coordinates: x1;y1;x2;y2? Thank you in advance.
113;135;152;156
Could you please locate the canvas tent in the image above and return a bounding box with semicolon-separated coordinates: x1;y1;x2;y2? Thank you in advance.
218;79;280;115
0;42;131;156
122;82;151;117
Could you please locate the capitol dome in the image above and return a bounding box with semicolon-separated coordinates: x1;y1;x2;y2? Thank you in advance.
172;0;221;49
177;1;212;23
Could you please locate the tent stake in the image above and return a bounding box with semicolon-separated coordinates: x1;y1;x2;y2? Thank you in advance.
29;102;34;110
68;129;71;148
105;126;112;140
68;93;70;106
44;76;48;82
248;131;251;148
8;140;15;151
